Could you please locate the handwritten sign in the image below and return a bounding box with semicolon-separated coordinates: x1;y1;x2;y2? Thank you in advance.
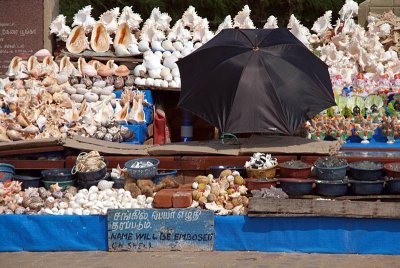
107;208;214;252
0;0;45;74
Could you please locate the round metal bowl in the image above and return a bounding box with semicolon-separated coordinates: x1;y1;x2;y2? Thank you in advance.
278;178;315;196
316;180;348;197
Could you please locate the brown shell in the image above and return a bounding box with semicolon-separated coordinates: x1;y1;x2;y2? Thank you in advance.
90;23;111;53
66;26;88;54
115;65;130;77
97;65;113;77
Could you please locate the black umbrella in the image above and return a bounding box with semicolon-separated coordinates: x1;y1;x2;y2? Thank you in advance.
177;28;335;136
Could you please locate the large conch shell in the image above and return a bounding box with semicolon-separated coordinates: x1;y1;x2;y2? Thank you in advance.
118;6;142;30
140;20;165;42
5;56;23;77
115;102;129;123
60;56;80;76
71;5;96;33
192;18;214;43
148;7;172;31
216;16;232;34
100;7;120;34
311;10;332;37
66;26;89;54
287;14;310;48
90;23;112;53
42;56;60;74
127;98;145;123
49;15;71;42
168;19;191;42
264;16;278;29
233;5;255;29
114;22;136;49
339;0;359;20
182;6;201;29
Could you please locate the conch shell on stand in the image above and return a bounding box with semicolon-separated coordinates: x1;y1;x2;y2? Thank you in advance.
66;26;89;54
90;23;112;53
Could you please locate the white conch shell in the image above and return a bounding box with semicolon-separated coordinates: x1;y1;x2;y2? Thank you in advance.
192;18;214;43
168;19;191;42
140;20;165;42
287;14;310;48
114;44;131;57
118;6;142;30
127;43;140;55
115;102;129;123
42;56;59;74
90;23;112;53
98;180;114;191
6;56;22;77
163;55;178;70
60;56;80;76
114;22;136;49
161;39;174;51
151;40;164;51
66;26;89;54
233;5;255;29
71;5;96;33
143;53;163;70
133;64;146;77
49;15;71;42
312;11;332;36
339;0;359;20
264;16;278;29
182;6;202;29
149;7;172;31
100;7;120;34
138;40;150;52
216;15;232;34
128;98;145;123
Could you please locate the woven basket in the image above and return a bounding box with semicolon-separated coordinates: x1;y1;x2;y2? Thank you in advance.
246;165;277;179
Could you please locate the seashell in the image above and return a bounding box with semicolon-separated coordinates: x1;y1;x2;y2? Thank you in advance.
24;125;39;134
161;40;174;51
171;67;180;78
264;16;278;29
192;18;214;43
65;208;74;215
118;6;142;30
168;19;191;42
42;55;59;73
127;43;140;55
82;64;97;77
115;102;129;123
138;40;150;52
145;77;155;86
114;76;125;90
173;41;184;51
50;15;71;42
181;6;201;29
93;80;106;88
135;77;146;86
16;112;30;127
98;180;114;191
216;15;233;34
115;65;130;77
114;44;131;57
55;73;69;85
90;23;111;53
148;7;171;31
73;208;83;215
84;92;99;102
97;65;113;77
76;87;89;95
151;40;164;51
161;80;169;88
66;26;89;54
125;75;135;87
168;80;178;88
148;69;161;79
154;79;162;87
133;64;146;77
91;87;102;95
312;10;332;36
339;0;358;20
5;56;22;77
101;87;113;95
100;7;120;34
71;5;96;33
114;22;136;49
69;76;80;85
71;94;84;103
234;5;255;29
140;20;165;42
34;49;52;62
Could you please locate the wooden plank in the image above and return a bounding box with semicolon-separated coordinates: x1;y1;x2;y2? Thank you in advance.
248;197;400;219
107;209;214;252
0;146;64;156
2;160;65;169
300;194;400;201
301;155;400;164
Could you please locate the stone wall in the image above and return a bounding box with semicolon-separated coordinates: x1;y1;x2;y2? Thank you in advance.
359;0;400;26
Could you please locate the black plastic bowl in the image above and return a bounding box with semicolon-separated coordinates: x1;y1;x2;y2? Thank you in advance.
208;166;247;178
279;178;314;196
350;180;385;195
315;164;348;181
13;175;41;190
41;168;74;182
349;161;384;181
74;160;108;182
316;180;348;197
386;178;400;194
76;179;101;190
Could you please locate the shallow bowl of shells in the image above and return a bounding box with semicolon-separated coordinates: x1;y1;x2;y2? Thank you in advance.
125;158;160;179
75;160;109;182
246;164;278;180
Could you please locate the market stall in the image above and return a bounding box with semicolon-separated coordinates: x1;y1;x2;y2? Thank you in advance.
2;0;400;255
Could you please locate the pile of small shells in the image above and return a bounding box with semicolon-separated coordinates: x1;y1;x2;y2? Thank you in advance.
72;151;106;173
244;153;278;169
251;187;288;199
129;160;155;169
369;11;400;52
191;170;248;216
0;179;153;215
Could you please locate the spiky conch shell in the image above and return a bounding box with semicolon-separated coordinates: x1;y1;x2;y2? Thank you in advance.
100;7;120;34
66;26;89;54
49;14;71;42
71;5;96;33
118;6;142;30
114;22;136;49
90;23;112;53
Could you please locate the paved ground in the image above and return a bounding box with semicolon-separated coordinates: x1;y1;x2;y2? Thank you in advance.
1;251;399;268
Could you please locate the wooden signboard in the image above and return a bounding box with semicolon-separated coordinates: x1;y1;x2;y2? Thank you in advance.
0;0;58;74
107;208;214;252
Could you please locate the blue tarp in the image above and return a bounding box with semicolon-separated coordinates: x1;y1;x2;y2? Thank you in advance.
1;215;400;254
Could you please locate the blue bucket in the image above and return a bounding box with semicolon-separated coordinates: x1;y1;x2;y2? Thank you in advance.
0;163;15;182
153;170;178;184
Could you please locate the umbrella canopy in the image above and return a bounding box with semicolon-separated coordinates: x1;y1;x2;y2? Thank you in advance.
177;28;335;135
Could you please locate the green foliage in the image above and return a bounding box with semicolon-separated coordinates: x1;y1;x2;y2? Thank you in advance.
60;0;365;29
388;102;395;117
326;107;335;118
342;106;352;118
